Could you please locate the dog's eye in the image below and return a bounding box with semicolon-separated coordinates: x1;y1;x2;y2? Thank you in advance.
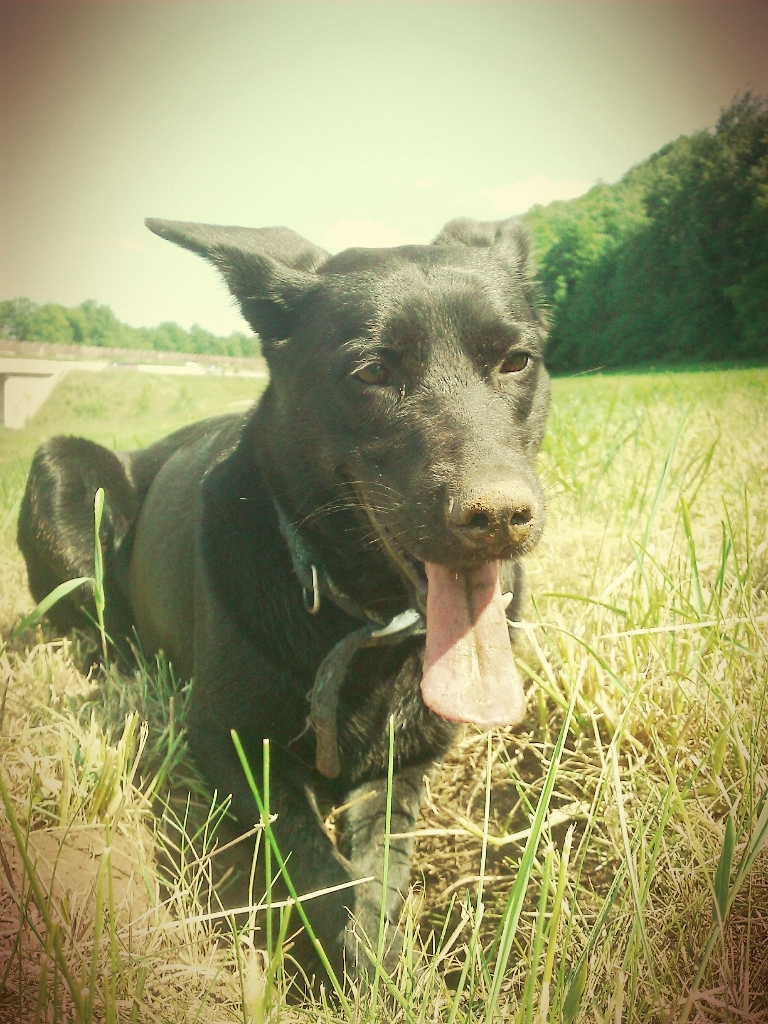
353;362;391;386
499;352;530;374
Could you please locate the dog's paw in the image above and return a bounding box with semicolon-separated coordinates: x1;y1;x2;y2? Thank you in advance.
342;908;403;984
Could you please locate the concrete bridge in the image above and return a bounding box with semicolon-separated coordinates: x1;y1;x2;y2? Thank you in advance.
0;356;266;428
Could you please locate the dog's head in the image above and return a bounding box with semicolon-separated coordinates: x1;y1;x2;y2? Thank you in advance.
148;215;550;727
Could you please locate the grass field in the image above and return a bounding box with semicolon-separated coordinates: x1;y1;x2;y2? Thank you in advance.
0;365;766;1023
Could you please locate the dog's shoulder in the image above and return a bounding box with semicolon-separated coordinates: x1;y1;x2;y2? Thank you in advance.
196;423;361;677
125;412;242;495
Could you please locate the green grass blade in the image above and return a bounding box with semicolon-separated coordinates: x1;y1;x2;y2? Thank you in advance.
562;957;587;1024
610;744;664;1014
486;682;579;1021
521;844;552;1024
539;824;573;1023
726;793;768;917
639;403;691;558
539;592;629;617
262;738;273;962
680;494;704;617
371;713;396;1014
0;767;85;1018
7;576;92;646
93;486;108;660
713;812;735;925
230;729;352;1017
680;796;768;1024
446;731;494;1024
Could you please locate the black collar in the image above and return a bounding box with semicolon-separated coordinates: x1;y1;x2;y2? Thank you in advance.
273;499;387;625
273;499;425;777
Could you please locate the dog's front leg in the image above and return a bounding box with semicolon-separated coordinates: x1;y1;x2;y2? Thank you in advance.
189;723;379;982
336;762;429;975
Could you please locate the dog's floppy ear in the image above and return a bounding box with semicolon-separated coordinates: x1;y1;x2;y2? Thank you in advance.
145;219;330;343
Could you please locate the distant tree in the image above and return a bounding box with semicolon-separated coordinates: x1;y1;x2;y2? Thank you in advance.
30;303;78;345
218;330;261;358
0;296;261;358
189;323;218;355
524;93;768;372
0;297;39;340
726;265;768;349
148;321;187;352
76;299;130;348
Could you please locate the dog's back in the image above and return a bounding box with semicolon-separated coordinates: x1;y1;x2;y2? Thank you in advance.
17;414;239;643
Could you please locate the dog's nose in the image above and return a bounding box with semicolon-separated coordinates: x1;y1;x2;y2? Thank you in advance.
447;480;537;551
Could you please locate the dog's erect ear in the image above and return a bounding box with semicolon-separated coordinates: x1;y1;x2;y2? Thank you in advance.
433;216;543;315
433;216;533;262
146;219;330;343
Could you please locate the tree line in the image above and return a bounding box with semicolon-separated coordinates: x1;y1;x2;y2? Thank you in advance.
3;97;765;373
523;93;767;373
0;296;260;359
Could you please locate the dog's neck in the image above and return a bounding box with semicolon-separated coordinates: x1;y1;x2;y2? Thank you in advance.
276;490;412;621
272;497;388;625
249;412;413;622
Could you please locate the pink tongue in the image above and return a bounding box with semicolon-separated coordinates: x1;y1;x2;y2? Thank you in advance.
421;562;525;728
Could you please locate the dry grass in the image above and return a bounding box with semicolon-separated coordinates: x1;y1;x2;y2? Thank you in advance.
0;365;766;1022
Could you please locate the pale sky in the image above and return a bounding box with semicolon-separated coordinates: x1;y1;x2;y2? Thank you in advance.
1;1;766;336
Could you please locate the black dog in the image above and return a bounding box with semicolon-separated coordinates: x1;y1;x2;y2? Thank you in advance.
18;216;550;980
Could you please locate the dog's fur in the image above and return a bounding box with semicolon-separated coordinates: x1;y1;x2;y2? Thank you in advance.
18;216;550;980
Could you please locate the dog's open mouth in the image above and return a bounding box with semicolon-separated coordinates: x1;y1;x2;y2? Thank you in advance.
354;488;527;729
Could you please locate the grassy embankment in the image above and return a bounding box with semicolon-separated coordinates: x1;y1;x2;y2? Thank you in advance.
0;366;766;1022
